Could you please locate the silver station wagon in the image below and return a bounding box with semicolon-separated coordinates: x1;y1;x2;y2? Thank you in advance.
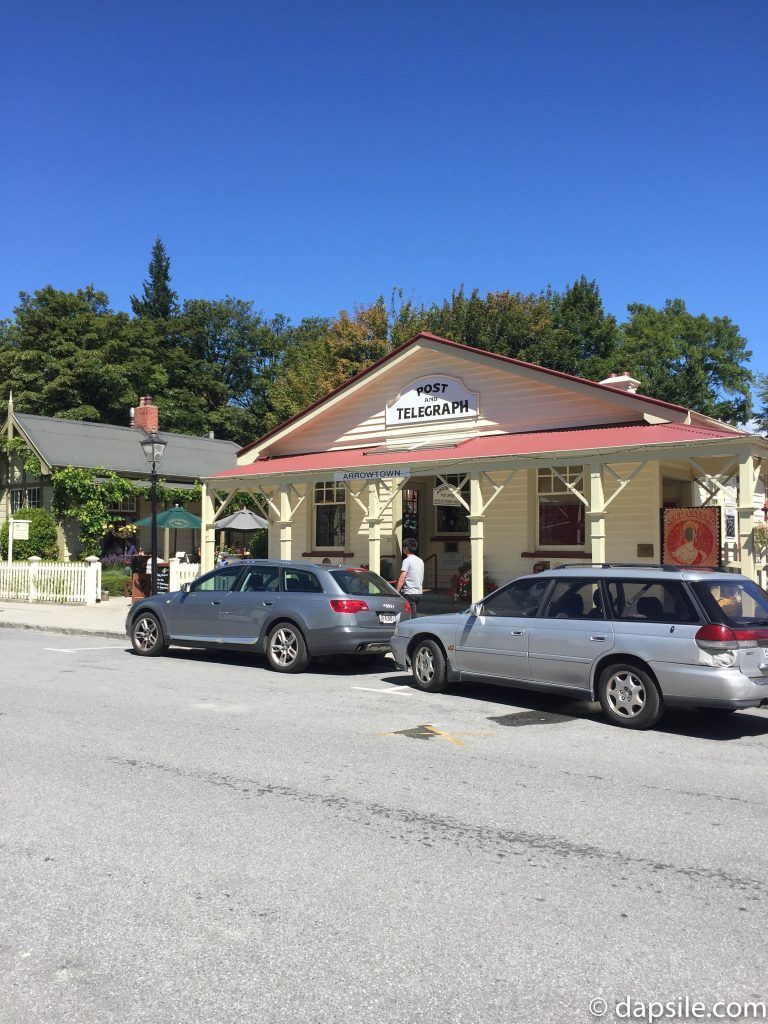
127;560;412;672
390;564;768;728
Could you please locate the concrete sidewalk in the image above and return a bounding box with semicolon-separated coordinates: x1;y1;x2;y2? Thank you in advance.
0;598;131;640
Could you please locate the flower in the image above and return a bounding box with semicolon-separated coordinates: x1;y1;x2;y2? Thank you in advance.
449;563;497;603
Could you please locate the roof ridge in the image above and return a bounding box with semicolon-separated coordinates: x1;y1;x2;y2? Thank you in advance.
14;412;238;445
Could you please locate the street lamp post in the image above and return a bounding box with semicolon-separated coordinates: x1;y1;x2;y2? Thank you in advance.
140;433;167;596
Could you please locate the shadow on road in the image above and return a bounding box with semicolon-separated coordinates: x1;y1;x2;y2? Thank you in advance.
380;673;768;739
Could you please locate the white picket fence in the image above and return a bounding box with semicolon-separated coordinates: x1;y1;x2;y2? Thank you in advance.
172;561;201;591
0;556;102;604
0;556;201;605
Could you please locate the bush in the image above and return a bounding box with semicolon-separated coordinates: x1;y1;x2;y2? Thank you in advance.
101;566;130;597
0;507;59;560
248;529;268;558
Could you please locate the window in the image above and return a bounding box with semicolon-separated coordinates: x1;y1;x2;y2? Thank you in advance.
191;566;244;592
331;569;399;597
282;569;324;593
537;467;585;547
108;496;137;514
403;489;419;542
435;475;469;534
237;566;279;593
314;482;346;548
606;580;698;623
10;487;41;512
542;579;603;619
482;578;550;617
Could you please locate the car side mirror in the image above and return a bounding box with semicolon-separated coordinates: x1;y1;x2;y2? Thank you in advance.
470;601;483;616
181;582;191;593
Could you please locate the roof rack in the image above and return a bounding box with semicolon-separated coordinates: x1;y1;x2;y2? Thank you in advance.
549;563;731;573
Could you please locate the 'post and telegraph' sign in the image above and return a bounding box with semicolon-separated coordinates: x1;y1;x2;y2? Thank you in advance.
386;376;478;426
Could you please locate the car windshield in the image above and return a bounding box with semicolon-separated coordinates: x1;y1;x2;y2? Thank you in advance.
330;569;400;597
690;579;768;628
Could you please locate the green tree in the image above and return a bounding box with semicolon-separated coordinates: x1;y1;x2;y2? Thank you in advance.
616;299;752;423
0;506;59;560
0;286;167;423
754;374;768;434
262;301;393;431
160;298;284;443
130;238;179;320
538;276;620;380
394;286;552;360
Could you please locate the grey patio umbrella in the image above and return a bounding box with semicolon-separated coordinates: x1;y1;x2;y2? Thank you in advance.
214;508;269;531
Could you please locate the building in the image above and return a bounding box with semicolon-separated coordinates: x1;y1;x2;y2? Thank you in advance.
198;332;768;597
2;395;238;559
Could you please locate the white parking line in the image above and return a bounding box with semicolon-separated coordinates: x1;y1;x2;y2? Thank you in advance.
44;646;127;653
351;686;412;695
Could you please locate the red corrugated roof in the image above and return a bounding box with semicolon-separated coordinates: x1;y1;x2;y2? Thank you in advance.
212;422;749;480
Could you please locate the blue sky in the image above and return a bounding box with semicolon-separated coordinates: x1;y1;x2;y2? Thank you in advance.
1;0;766;370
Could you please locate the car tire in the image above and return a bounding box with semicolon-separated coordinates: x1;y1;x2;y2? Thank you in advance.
597;662;663;729
411;638;447;693
266;623;310;673
130;612;168;657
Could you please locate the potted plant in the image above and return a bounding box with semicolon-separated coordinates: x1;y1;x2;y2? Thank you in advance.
448;562;498;603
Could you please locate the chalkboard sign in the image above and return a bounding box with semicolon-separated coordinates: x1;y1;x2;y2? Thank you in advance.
156;564;170;593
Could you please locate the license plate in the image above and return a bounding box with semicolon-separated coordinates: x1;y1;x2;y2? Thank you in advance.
378;613;397;624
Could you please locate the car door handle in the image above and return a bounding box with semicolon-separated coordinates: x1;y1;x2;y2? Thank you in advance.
262;600;273;606
511;629;526;636
211;600;221;605
590;635;607;642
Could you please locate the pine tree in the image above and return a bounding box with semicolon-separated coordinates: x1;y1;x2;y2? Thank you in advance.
130;238;179;320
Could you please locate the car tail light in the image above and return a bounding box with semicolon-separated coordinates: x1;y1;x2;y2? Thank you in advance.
404;601;412;616
330;599;369;614
695;624;756;651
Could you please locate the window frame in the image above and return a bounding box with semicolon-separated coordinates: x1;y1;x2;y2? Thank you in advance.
536;466;587;549
434;474;470;536
480;577;552;618
313;481;346;550
189;565;245;593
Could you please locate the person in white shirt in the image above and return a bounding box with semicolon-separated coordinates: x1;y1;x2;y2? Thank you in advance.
396;539;424;615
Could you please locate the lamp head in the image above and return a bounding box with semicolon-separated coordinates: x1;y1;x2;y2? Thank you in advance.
140;433;167;466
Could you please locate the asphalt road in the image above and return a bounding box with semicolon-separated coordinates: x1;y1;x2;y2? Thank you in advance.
1;628;767;1024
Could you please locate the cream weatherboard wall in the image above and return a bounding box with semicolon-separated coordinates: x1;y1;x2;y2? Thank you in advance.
603;462;662;564
241;342;673;463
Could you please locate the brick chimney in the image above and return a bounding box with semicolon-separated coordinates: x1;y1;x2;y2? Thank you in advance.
133;395;159;433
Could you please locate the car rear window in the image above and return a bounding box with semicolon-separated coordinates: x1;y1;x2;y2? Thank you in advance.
606;580;699;623
282;569;324;593
330;570;399;597
691;579;768;628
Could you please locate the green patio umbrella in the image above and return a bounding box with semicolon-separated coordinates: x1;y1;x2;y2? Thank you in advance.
134;505;202;529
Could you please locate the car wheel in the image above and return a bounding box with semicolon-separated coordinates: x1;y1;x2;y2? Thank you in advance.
266;623;310;673
597;662;662;729
130;612;167;657
411;638;447;693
